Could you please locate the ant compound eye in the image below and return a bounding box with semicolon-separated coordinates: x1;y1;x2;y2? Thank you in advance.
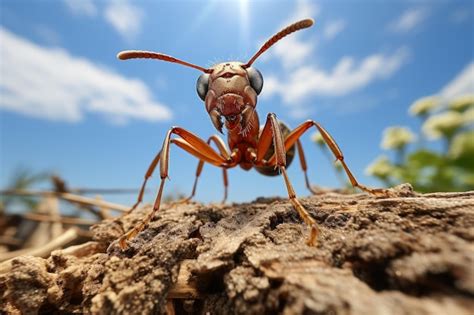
196;73;210;101
246;67;263;95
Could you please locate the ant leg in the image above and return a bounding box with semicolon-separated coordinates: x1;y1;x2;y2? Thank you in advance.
207;135;230;204
127;149;161;214
174;135;231;205
280;166;319;246
255;113;319;246
295;139;320;194
295;139;346;194
118;127;234;249
221;168;228;204
269;120;389;196
174;159;204;205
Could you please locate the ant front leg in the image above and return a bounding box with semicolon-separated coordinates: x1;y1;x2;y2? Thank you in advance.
253;113;319;246
269;120;391;196
118;127;234;249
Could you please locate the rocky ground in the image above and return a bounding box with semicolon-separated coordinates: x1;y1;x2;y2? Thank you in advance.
1;184;473;314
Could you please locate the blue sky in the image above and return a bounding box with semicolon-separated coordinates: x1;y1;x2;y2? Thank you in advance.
1;0;473;206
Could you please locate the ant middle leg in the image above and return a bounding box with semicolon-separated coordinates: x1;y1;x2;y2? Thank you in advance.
295;139;321;195
173;135;231;205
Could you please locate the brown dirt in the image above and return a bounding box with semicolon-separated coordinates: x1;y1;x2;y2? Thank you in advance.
1;184;473;314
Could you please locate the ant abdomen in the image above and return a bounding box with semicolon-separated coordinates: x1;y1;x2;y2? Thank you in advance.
255;121;296;176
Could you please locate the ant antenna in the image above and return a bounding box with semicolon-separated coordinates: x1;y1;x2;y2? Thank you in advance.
117;50;213;73
244;18;314;68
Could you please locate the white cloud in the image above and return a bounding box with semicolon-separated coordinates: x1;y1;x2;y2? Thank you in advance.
282;0;320;25
323;19;346;40
258;1;410;119
262;0;319;68
63;0;97;17
439;62;474;100
389;8;428;33
0;28;172;124
262;47;410;104
104;0;144;41
63;0;144;41
270;35;315;69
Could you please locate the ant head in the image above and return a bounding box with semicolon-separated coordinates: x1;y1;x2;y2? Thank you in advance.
196;62;264;132
196;62;263;100
117;19;314;133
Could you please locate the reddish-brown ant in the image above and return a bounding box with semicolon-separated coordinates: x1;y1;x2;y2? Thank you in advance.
116;19;388;249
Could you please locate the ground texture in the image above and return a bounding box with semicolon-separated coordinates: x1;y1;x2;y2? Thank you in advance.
1;184;473;314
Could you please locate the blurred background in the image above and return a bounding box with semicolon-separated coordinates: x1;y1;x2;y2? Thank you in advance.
1;0;473;210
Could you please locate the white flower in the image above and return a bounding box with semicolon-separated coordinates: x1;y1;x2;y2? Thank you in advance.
422;111;464;139
365;156;393;178
463;107;474;126
449;94;474;112
449;131;474;159
409;96;439;117
381;126;416;150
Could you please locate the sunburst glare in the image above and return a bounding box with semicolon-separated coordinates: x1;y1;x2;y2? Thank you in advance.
238;0;251;53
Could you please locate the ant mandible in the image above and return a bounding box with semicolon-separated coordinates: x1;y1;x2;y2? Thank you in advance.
116;19;388;249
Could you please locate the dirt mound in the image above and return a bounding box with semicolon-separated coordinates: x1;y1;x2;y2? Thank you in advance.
1;184;473;314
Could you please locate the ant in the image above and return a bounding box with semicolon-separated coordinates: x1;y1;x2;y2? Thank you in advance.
116;19;388;249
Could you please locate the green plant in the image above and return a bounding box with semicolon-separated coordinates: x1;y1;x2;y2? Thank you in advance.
366;94;474;193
